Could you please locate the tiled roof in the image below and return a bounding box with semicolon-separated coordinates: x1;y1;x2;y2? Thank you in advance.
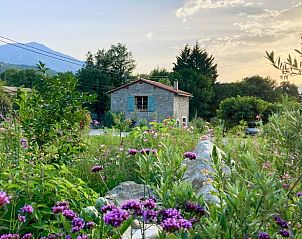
108;78;192;97
2;86;31;95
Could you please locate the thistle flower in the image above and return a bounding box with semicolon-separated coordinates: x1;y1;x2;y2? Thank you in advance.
21;204;34;214
91;165;103;172
0;191;11;207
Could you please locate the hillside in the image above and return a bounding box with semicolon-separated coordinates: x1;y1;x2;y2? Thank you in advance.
0;42;84;72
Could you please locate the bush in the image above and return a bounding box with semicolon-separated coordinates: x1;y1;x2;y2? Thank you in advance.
217;95;270;128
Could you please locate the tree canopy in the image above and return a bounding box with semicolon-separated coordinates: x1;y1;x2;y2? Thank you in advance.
172;43;218;119
77;43;136;118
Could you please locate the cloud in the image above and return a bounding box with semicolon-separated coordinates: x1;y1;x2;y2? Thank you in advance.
175;0;255;19
145;32;155;40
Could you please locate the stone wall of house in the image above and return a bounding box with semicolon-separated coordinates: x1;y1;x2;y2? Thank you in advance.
173;96;190;127
110;81;174;123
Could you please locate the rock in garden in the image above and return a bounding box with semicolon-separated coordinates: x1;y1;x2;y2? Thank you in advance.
183;138;230;204
105;181;154;205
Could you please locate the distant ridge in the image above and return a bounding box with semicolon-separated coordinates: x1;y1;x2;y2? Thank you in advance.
0;61;56;75
0;42;84;72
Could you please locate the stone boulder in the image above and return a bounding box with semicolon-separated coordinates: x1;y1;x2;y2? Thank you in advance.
105;181;154;205
183;138;230;204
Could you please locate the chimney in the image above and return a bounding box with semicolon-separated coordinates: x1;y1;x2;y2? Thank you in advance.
173;80;178;91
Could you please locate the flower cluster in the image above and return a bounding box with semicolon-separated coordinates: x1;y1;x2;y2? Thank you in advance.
121;200;141;214
52;201;69;213
72;217;85;233
20;139;28;149
103;208;129;227
0;191;11;207
258;231;270;239
20;205;34;214
63;209;77;220
128;148;157;155
274;215;290;237
90;165;103;173
296;192;302;197
160;208;192;232
40;233;63;239
184;152;197;160
0;234;33;239
184;201;206;216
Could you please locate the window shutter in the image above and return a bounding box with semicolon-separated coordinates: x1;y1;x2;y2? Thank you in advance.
148;96;155;112
128;96;135;112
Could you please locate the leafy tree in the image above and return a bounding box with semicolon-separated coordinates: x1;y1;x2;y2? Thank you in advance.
15;63;94;163
148;67;172;86
239;75;278;102
173;43;218;119
77;43;136;118
0;68;42;88
217;95;270;128
275;81;300;100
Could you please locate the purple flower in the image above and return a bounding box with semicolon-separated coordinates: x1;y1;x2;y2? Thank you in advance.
77;235;88;239
279;230;290;237
104;208;129;227
46;234;62;239
18;214;26;223
71;217;85;232
63;209;77;220
179;218;192;230
128;149;138;155
85;221;95;229
65;236;71;239
21;205;33;214
274;215;288;228
143;210;158;222
121;200;141;213
161;208;182;219
0;234;19;239
101;204;117;213
52;201;69;213
296;192;302;197
92;120;99;126
140;148;151;155
143;198;157;209
184;152;197;160
91;165;103;172
184;201;206;216
161;218;181;232
0;191;11;207
258;232;270;239
21;234;32;239
20;139;28;149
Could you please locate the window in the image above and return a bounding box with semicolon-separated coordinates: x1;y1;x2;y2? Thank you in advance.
135;96;148;111
182;117;187;127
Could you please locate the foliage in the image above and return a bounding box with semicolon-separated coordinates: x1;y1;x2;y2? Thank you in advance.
217;95;270;128
266;39;302;79
0;82;13;117
77;43;136;117
173;43;218;120
0;68;42;88
15;64;94;164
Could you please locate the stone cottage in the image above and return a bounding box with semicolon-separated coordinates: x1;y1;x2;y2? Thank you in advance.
108;78;192;126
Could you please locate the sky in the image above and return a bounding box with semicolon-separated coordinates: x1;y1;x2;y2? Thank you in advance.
1;0;302;84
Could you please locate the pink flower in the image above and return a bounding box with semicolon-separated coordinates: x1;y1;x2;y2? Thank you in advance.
0;191;11;207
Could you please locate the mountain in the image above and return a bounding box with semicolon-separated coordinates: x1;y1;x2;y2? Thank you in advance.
0;42;84;72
